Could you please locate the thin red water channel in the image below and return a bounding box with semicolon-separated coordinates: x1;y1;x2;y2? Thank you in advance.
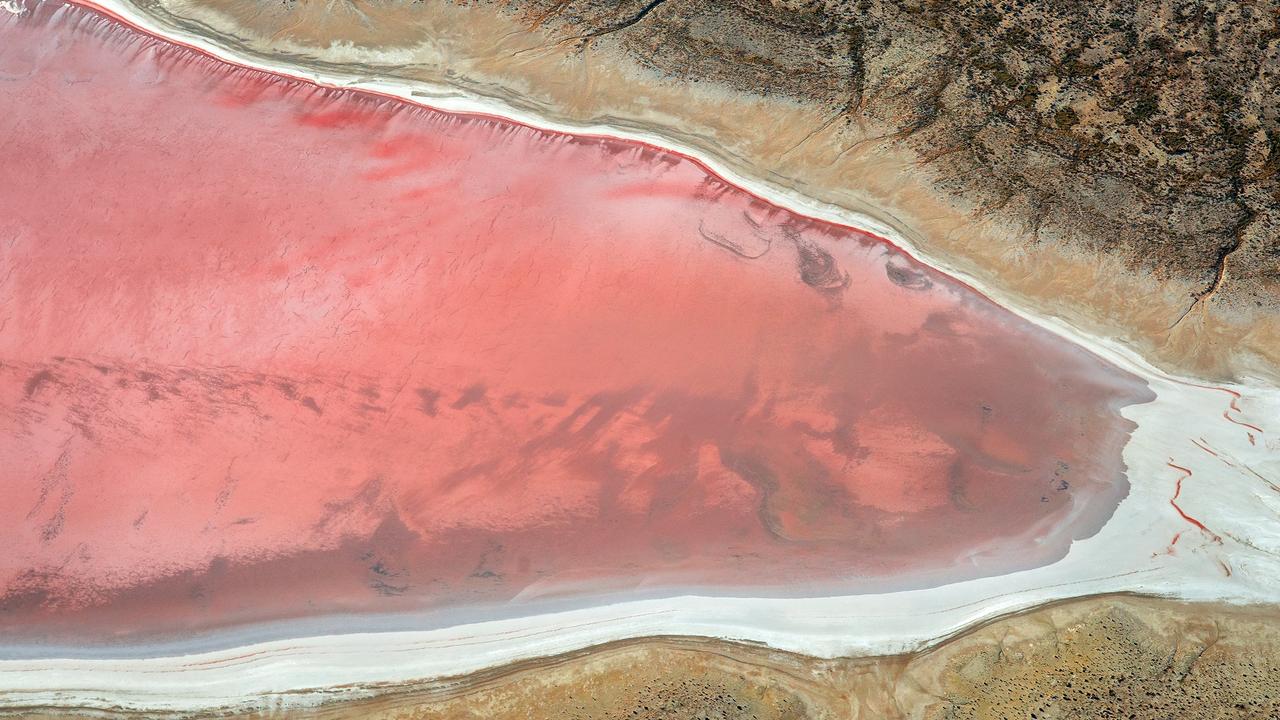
0;0;1153;643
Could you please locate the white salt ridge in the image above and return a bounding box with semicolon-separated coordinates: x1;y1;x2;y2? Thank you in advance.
1;0;1277;712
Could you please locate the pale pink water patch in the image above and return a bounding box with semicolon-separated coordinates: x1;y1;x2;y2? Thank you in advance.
0;0;1152;643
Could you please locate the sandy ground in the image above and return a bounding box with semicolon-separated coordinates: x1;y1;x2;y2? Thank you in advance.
113;0;1280;386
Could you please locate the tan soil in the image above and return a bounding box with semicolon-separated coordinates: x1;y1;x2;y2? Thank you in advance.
108;0;1280;383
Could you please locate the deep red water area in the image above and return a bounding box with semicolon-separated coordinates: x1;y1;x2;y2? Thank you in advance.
0;0;1153;642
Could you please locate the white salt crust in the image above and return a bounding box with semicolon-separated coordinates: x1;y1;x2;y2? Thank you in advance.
0;0;1276;712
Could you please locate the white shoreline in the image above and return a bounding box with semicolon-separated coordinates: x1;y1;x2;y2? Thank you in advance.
2;0;1278;712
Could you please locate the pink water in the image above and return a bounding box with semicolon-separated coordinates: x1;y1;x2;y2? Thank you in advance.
0;0;1152;643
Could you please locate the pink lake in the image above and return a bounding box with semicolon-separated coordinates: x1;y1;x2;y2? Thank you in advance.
0;0;1152;643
